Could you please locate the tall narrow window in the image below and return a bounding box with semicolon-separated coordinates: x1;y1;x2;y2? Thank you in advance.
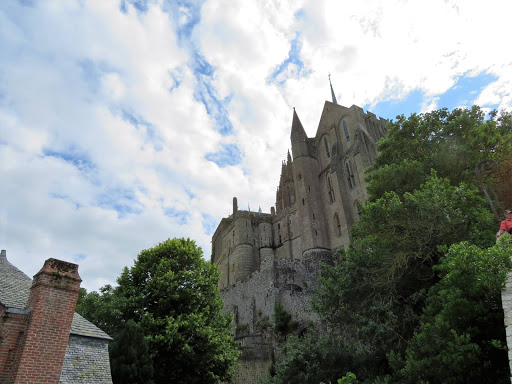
327;176;335;202
334;213;342;236
346;160;356;189
343;121;350;142
324;137;330;158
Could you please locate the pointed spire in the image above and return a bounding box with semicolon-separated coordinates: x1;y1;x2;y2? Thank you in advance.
329;73;338;104
287;149;292;164
290;107;307;142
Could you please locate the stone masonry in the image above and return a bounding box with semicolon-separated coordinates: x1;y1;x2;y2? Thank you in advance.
212;92;388;383
502;271;512;383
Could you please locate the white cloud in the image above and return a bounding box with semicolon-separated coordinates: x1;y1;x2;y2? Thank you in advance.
1;0;511;292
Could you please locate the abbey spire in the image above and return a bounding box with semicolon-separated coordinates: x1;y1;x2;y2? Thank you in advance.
329;73;338;104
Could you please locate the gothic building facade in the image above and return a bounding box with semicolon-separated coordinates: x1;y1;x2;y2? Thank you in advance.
211;89;387;383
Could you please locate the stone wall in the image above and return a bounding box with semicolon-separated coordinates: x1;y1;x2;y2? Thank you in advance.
233;359;273;384
501;271;512;382
221;251;333;336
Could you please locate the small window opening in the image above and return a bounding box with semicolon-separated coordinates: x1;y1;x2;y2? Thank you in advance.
302;198;305;205
315;230;318;235
343;121;350;142
312;214;315;220
324;137;330;158
334;213;342;237
346;160;356;189
327;176;335;203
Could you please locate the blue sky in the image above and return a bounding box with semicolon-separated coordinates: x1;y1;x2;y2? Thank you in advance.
0;0;511;291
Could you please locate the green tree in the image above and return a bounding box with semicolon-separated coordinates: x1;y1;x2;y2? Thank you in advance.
269;107;512;383
115;238;239;384
311;174;496;381
272;302;298;337
389;239;512;383
76;284;125;336
76;238;240;384
368;106;512;201
263;332;354;384
109;319;154;384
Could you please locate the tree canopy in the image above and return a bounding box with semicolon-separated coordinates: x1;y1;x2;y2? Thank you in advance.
77;238;240;384
266;106;512;384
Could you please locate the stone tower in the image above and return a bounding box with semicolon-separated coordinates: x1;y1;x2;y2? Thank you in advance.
211;82;388;384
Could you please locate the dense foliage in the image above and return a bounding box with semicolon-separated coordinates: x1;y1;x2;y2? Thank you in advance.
266;106;512;384
76;238;240;384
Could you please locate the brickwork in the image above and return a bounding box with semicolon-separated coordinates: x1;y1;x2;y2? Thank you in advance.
13;259;81;384
0;310;29;383
0;252;112;384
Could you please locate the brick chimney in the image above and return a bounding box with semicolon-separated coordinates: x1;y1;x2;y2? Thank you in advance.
14;258;82;384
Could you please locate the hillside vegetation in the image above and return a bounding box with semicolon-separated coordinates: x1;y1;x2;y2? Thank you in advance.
265;106;512;384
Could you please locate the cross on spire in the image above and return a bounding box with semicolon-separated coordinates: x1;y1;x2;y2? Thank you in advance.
329;73;338;104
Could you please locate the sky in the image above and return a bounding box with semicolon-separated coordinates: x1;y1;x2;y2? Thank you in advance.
1;0;511;292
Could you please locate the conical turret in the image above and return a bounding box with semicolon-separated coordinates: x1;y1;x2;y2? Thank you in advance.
290;108;310;159
290;108;307;143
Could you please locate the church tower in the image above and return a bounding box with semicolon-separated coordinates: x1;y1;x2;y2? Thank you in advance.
289;109;330;257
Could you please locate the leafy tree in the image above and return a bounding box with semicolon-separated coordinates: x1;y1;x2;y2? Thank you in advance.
389;239;512;383
76;238;240;384
109;319;154;384
76;284;125;336
368;106;512;201
273;302;298;337
269;107;512;383
311;173;496;381
263;332;354;384
114;238;239;384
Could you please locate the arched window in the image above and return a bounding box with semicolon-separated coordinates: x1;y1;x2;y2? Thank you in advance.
345;160;356;189
334;213;342;236
324;137;330;158
343;121;350;142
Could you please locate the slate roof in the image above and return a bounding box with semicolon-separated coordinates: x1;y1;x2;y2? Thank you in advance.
0;250;32;310
71;313;112;340
0;250;111;341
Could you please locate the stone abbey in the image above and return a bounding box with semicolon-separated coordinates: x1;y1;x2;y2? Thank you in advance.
211;87;387;383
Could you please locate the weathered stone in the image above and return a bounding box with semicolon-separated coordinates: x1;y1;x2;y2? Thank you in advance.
213;101;387;383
